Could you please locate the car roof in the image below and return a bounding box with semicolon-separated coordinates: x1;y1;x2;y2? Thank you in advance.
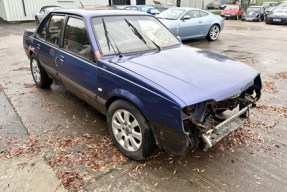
168;7;206;11
262;1;278;3
248;6;263;8
51;8;148;18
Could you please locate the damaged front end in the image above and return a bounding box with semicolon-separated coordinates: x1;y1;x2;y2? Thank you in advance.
182;76;262;151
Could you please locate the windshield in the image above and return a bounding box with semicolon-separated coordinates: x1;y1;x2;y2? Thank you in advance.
225;5;239;10
279;2;287;7
92;16;180;55
157;8;185;20
247;7;260;12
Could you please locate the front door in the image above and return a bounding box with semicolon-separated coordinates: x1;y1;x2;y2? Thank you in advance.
179;10;203;39
35;14;65;77
58;16;99;108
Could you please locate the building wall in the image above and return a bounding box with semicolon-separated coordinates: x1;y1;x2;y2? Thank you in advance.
131;0;213;9
1;0;108;22
181;0;211;9
0;0;7;20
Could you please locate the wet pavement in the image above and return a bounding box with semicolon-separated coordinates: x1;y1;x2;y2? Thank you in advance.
0;20;287;191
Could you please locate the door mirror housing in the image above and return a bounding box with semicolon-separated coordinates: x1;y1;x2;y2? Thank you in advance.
181;15;191;20
147;8;160;15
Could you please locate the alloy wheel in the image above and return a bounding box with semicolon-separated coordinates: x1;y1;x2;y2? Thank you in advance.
209;25;220;41
111;109;142;152
31;59;41;83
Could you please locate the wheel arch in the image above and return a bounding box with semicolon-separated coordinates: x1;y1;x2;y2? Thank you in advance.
105;90;147;119
105;91;158;144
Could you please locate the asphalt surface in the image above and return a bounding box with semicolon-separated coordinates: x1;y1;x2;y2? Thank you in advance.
0;19;287;191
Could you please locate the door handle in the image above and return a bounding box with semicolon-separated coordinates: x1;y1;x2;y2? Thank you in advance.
199;20;203;23
36;44;41;49
59;55;65;62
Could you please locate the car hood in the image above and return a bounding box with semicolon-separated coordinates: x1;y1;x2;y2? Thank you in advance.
113;46;259;106
269;11;287;17
158;18;177;27
245;11;259;15
223;10;239;14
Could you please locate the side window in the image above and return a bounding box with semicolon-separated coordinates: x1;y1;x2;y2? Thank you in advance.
200;11;209;17
63;17;92;60
37;15;65;46
184;10;201;19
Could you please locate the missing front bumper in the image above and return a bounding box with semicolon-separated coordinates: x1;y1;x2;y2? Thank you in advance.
201;104;250;150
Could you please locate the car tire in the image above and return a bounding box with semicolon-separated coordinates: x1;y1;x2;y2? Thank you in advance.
30;54;53;88
207;24;220;41
107;100;155;160
258;17;262;22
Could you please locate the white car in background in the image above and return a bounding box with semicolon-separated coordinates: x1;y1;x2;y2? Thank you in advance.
35;5;63;25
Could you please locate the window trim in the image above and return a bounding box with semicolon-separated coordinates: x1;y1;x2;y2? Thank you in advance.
36;13;66;48
62;15;94;62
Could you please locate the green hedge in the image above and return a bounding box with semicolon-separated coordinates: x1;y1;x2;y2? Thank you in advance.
208;10;222;15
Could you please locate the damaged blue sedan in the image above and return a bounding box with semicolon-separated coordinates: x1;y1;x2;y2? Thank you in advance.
23;9;262;160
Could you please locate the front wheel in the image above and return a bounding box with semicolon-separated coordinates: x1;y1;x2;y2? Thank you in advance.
207;24;220;41
107;100;155;160
30;54;53;88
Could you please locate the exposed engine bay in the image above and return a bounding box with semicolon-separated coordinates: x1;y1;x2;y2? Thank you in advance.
182;83;261;151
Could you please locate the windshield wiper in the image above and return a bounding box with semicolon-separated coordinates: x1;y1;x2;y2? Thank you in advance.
102;18;122;57
124;18;161;52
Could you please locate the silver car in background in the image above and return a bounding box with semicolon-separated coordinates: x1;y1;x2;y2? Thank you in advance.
35;5;63;25
157;7;224;41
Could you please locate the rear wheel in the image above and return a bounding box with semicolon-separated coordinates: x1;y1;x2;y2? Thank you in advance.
207;24;220;41
107;100;155;160
30;54;53;88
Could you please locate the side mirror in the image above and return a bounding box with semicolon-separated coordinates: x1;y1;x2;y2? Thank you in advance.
147;8;160;15
181;15;191;20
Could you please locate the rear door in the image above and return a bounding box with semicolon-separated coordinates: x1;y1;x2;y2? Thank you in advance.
35;14;65;78
57;16;99;108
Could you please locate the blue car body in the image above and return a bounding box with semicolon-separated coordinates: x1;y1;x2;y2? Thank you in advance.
157;7;224;41
124;5;160;15
23;9;261;159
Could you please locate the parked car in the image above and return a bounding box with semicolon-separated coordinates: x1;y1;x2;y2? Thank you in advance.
221;4;244;20
157;7;224;41
23;9;262;160
207;0;230;9
265;7;287;24
242;6;265;22
261;1;278;9
35;5;63;25
124;5;160;15
264;1;287;18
